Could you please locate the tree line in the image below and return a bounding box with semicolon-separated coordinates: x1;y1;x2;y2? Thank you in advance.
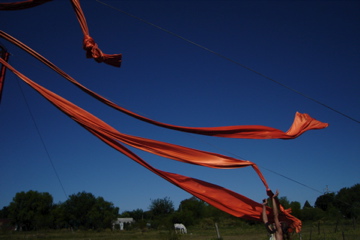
0;183;359;231
0;191;118;231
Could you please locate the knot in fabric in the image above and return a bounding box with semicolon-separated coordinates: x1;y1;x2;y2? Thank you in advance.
83;35;105;63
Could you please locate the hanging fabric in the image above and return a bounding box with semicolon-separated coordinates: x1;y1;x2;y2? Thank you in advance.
0;0;51;11
0;0;122;67
0;30;328;139
0;57;302;232
0;46;10;103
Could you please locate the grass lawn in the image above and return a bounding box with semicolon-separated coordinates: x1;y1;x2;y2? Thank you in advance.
1;222;359;240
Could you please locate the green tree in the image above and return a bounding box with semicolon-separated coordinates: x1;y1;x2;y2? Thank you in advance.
315;192;335;211
51;203;67;229
289;201;301;219
172;196;207;226
334;183;360;219
88;196;119;229
62;192;96;229
8;190;53;230
301;207;325;221
278;196;290;209
178;196;205;219
0;206;10;218
303;200;312;209
148;197;174;229
62;192;118;230
148;197;174;216
124;208;144;221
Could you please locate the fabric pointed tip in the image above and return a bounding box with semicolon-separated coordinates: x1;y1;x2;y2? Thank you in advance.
283;112;329;139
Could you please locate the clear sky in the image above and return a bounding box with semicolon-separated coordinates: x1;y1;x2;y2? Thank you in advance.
1;0;359;214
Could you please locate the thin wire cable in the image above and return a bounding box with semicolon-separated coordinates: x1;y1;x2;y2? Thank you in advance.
13;72;68;199
96;0;359;124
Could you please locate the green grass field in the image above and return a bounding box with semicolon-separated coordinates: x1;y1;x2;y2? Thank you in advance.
1;222;359;240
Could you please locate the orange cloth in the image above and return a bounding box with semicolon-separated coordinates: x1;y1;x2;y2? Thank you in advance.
0;0;51;10
0;0;121;67
69;0;122;67
0;58;302;232
0;30;328;139
0;47;9;103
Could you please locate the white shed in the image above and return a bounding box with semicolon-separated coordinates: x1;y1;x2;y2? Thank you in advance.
112;218;135;230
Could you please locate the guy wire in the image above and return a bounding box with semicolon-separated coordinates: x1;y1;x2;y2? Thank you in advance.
96;0;359;124
11;65;68;199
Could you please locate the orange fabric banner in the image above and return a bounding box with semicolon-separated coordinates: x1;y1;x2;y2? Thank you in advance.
0;1;121;67
0;30;328;140
0;58;302;232
0;0;51;10
0;47;9;103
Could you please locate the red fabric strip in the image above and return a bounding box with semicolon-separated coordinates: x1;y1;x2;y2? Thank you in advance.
0;0;51;10
0;30;328;140
0;48;9;103
0;1;121;66
1;58;301;232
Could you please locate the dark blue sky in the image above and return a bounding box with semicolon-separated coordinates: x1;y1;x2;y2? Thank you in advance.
1;0;359;213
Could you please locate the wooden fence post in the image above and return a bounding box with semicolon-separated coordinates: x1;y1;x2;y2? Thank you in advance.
335;219;339;233
215;222;221;239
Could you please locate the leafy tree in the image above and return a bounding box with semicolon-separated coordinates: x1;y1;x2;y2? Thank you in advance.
0;206;10;218
88;196;119;229
148;197;174;216
303;200;312;209
278;196;290;209
301;206;325;221
289;201;301;219
62;192;96;229
315;192;335;211
203;203;228;222
171;210;194;226
8;190;53;230
62;192;118;230
148;197;174;229
124;208;145;221
178;196;206;219
171;196;207;226
51;203;67;229
334;183;360;219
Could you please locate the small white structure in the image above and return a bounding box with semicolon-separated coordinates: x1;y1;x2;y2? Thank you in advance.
174;223;187;234
113;218;135;230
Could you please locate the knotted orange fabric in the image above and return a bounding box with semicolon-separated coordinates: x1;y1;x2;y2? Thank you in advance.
0;58;302;232
0;30;328;139
69;0;122;67
0;0;122;67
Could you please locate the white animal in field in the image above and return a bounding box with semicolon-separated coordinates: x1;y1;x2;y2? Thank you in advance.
174;223;187;234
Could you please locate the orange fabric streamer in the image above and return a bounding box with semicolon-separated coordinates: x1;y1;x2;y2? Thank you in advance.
0;0;51;10
0;46;9;103
69;0;122;67
0;30;328;139
0;1;121;67
0;58;301;232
